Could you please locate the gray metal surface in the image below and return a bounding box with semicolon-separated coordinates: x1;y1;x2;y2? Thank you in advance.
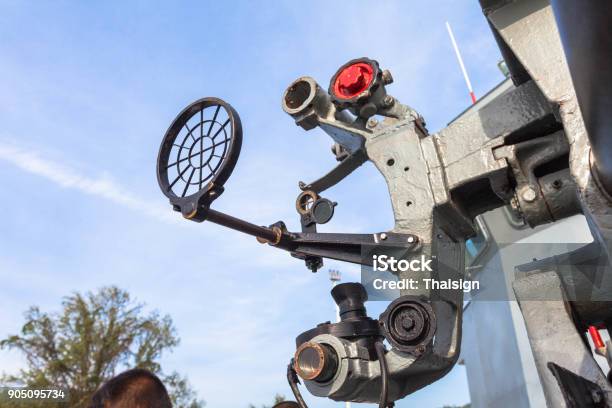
550;0;612;195
514;271;612;407
478;3;612;404
485;0;612;258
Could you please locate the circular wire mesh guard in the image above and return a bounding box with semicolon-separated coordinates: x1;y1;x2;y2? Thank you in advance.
157;98;242;215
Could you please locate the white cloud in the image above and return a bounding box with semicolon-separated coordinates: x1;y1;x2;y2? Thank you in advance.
0;140;177;224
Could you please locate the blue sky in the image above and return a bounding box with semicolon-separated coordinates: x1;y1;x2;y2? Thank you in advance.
0;1;504;407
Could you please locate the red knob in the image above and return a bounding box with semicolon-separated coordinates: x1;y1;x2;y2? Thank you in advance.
333;62;374;99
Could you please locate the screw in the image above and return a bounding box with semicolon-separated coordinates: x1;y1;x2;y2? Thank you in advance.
401;317;415;331
382;95;394;107
367;118;378;128
552;179;563;189
380;233;388;240
510;195;520;210
407;236;416;243
522;187;537;203
305;257;322;273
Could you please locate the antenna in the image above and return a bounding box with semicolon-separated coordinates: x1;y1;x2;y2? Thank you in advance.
446;21;477;105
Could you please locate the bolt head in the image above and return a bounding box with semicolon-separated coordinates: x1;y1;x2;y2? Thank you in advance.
382;95;394;107
305;257;322;272
522;187;537;203
401;317;415;331
510;195;520;210
407;236;415;243
367;118;378;128
380;232;387;240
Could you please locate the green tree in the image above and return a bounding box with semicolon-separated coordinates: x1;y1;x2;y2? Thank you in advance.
0;286;204;408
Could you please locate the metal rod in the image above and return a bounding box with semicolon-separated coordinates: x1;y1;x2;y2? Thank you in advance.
375;341;390;408
551;1;612;194
205;208;279;243
446;21;477;104
287;360;309;408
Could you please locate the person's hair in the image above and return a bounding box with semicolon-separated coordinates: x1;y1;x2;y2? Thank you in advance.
89;368;172;408
272;403;299;408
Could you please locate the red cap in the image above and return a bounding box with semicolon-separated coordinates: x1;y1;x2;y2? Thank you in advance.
332;62;374;99
588;325;605;349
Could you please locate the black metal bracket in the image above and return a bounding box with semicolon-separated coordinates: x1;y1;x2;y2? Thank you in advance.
272;228;419;270
298;148;367;194
191;208;419;272
548;363;607;407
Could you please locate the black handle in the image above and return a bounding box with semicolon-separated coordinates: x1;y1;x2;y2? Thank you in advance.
206;209;281;244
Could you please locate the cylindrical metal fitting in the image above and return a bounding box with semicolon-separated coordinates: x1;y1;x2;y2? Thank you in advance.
380;296;436;355
282;77;332;130
294;342;339;383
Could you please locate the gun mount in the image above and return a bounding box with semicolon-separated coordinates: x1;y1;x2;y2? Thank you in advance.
156;2;612;406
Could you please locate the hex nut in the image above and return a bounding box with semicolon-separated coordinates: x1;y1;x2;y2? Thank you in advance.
522;187;537;203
